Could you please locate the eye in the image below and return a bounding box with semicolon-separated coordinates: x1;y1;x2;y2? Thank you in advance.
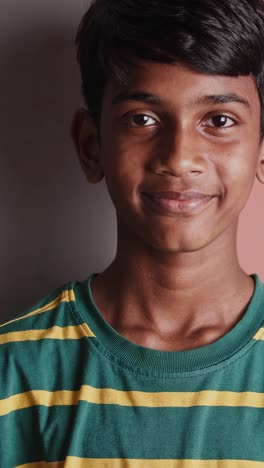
204;115;236;129
128;114;158;127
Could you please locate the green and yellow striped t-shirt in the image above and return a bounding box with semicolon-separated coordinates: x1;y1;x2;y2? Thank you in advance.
1;273;264;467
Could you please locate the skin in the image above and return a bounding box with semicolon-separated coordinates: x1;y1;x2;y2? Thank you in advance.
71;62;264;351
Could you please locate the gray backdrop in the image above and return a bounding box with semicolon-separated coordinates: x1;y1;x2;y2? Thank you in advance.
1;0;116;322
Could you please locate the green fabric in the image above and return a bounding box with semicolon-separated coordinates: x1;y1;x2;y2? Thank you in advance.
1;273;264;467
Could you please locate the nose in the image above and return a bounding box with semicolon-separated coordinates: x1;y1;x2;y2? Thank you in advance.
149;126;208;177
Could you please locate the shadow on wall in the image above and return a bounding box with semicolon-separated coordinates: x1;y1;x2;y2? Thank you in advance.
0;26;116;322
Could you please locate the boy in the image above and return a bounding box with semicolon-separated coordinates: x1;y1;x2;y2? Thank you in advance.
1;0;264;466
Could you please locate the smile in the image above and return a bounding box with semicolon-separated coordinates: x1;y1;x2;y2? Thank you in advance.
141;193;217;216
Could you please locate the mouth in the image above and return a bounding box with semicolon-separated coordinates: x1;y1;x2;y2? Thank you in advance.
141;191;218;215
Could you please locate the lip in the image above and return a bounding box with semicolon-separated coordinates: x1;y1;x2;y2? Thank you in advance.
143;191;215;200
141;192;217;215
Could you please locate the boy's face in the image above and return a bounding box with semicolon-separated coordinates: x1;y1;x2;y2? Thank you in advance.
73;62;264;253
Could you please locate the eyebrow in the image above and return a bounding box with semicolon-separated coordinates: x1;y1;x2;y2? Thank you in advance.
111;91;162;107
195;94;251;109
111;91;251;110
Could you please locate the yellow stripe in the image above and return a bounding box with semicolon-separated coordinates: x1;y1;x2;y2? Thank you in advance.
1;390;80;417
0;289;76;329
2;386;264;417
0;324;95;345
16;458;264;467
16;464;61;468
253;327;264;340
81;387;264;409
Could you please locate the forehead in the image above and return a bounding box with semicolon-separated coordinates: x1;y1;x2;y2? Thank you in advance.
104;61;260;113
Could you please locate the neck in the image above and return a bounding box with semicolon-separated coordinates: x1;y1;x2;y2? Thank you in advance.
91;222;254;351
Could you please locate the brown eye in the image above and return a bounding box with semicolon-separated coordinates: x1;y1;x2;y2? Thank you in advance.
130;114;157;127
206;115;236;128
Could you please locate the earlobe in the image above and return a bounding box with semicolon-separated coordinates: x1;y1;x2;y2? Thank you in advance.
256;141;264;184
70;108;104;184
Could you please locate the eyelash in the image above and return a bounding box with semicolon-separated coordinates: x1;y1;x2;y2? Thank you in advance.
125;113;237;129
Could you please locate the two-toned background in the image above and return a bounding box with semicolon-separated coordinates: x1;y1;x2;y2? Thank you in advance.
1;0;263;322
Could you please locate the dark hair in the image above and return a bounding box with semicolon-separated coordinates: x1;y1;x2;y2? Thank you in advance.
75;0;264;136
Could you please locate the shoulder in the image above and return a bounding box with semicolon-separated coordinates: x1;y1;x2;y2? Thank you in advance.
0;282;89;399
0;282;78;337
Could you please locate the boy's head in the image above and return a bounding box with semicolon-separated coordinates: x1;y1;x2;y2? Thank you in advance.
71;0;264;254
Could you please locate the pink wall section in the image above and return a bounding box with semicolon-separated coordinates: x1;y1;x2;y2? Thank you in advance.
238;180;264;281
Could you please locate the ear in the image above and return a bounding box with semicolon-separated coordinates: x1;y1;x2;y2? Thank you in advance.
71;108;104;184
256;140;264;184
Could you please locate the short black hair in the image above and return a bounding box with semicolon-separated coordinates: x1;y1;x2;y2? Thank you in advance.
75;0;264;137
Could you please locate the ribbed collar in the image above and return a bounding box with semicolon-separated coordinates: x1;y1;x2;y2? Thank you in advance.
74;273;264;375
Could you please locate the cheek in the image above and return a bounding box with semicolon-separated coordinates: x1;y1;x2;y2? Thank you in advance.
217;145;257;214
99;145;141;212
101;134;146;183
